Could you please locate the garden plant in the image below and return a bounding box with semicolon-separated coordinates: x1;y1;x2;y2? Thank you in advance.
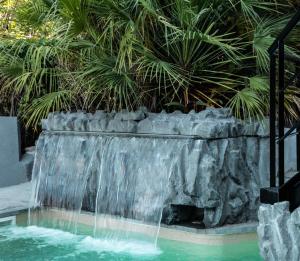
0;0;300;132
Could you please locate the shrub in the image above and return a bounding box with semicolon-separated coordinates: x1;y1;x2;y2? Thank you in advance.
0;0;300;129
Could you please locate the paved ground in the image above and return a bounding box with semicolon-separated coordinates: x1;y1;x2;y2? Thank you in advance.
0;182;32;216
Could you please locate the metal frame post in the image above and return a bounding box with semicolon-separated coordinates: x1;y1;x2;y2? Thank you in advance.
261;9;300;210
278;41;285;186
297;127;300;172
270;53;277;187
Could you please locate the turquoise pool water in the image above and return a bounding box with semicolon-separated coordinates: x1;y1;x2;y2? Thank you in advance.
0;224;262;261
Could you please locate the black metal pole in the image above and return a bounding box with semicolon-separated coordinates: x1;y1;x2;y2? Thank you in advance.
270;53;277;187
297;127;300;172
268;9;300;55
278;41;285;186
296;64;300;173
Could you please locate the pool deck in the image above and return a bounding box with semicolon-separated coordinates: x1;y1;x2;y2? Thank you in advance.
0;182;32;218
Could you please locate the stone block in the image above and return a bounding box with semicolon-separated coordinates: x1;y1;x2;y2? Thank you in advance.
114;109;146;121
107;119;137;133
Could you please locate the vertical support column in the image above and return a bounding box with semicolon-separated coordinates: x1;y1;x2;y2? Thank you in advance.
297;127;300;172
278;41;285;186
295;64;300;173
270;53;277;187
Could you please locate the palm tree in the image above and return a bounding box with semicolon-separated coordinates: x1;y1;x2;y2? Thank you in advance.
0;0;299;128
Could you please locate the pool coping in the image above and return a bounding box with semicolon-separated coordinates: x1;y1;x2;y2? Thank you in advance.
22;209;258;246
1;207;258;244
163;222;258;235
2;207;258;234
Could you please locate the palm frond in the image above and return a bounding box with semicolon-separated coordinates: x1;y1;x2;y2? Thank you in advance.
21;90;73;128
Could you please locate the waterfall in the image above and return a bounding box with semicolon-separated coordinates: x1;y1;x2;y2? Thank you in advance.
29;131;190;245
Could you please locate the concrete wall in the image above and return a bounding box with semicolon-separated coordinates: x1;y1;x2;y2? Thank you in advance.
284;129;297;176
0;117;31;188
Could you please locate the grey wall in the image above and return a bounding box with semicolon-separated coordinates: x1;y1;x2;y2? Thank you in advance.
284;129;297;176
0;117;28;188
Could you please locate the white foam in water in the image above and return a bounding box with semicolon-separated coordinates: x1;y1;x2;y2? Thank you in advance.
0;226;161;256
78;236;162;256
0;226;78;244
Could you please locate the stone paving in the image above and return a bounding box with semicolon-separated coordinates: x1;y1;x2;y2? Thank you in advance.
0;182;32;216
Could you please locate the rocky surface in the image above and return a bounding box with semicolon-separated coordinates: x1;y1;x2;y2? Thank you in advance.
258;202;300;261
41;108;270;138
35;108;270;228
20;147;35;181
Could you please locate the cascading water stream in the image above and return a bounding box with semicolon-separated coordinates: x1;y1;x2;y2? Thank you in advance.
29;131;190;247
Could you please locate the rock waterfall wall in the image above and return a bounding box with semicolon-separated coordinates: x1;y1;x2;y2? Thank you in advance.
36;108;270;228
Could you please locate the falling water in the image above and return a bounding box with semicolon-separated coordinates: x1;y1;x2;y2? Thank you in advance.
29;131;190;246
29;133;101;233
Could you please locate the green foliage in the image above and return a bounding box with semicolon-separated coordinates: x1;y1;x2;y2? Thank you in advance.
0;0;300;128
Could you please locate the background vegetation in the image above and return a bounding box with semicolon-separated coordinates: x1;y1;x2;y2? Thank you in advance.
1;0;300;140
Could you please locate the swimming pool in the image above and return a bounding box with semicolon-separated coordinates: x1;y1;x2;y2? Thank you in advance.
0;213;262;261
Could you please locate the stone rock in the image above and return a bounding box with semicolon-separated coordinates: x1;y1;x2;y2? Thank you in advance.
64;115;75;131
197;108;233;119
114;109;146;121
20;147;35;181
87;119;108;132
107;119;137;133
94;110;106;119
258;202;300;261
138;106;148;113
41;119;48;130
74;118;88;131
41;108;269;138
137;118;180;135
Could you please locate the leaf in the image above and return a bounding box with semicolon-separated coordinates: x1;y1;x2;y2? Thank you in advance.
21;90;73;128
